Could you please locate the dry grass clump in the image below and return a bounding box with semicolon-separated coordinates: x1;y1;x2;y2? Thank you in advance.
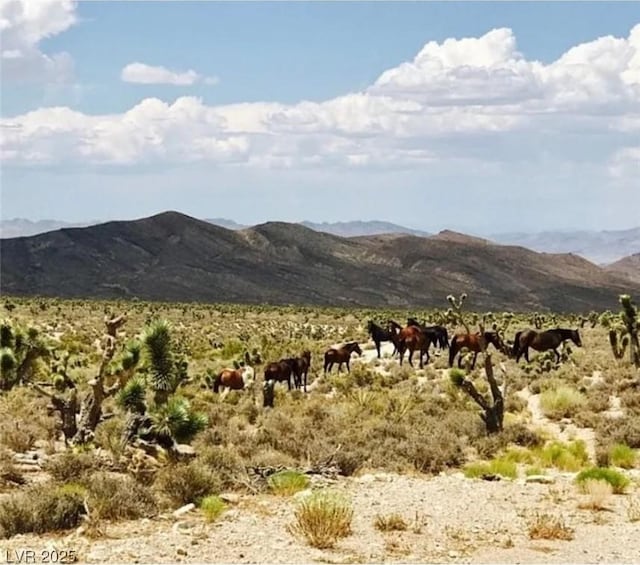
527;512;574;541
374;512;408;532
577;479;613;511
0;388;57;452
288;490;353;549
626;497;640;522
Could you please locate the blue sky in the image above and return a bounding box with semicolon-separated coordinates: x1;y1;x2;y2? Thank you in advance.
1;1;639;233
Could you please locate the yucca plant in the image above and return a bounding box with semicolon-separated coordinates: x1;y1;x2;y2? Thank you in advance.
149;396;207;445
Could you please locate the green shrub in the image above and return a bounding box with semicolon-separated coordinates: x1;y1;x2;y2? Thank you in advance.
540;387;586;419
464;458;517;480
200;495;226;522
267;470;309;496
43;450;101;483
575;467;630;494
537;441;589;472
608;444;637;469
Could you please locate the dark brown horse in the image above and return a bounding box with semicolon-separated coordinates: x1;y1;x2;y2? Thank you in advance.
324;342;362;374
264;358;297;390
449;332;505;369
397;325;438;368
512;328;582;363
291;350;312;392
213;366;255;393
407;318;449;350
367;321;400;358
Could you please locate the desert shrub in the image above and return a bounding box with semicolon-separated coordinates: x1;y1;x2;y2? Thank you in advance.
0;483;86;538
43;450;101;483
575;467;630;494
154;461;221;506
525;466;546;476
94;416;127;459
596;416;640;449
267;470;309;496
608;444;637;469
196;445;247;490
288;491;353;549
83;472;157;519
527;513;574;540
374;513;408;531
539;386;586;419
200;495;226;522
0;389;57;452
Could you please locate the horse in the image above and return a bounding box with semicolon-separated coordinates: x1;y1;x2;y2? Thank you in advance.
291;350;312;392
512;328;582;363
324;342;362;374
397;325;438;368
264;358;298;390
367;320;400;358
213;366;255;393
407;318;449;350
448;332;506;369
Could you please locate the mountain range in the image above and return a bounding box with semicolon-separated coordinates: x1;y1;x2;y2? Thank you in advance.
1;217;637;265
1;211;638;312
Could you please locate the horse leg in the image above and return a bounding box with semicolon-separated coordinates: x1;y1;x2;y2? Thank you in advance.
471;352;478;369
524;347;530;363
554;348;560;363
346;359;351;373
449;343;457;367
408;348;414;368
375;340;381;359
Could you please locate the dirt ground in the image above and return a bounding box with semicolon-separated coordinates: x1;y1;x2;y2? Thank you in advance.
3;468;640;564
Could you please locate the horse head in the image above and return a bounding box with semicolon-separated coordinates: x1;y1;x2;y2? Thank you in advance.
348;342;363;356
571;329;582;347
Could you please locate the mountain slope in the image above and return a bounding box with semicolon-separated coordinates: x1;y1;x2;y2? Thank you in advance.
1;211;637;312
606;253;640;284
300;220;430;238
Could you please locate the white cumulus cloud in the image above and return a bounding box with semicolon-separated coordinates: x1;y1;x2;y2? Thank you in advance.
1;22;639;184
0;0;77;83
121;62;219;86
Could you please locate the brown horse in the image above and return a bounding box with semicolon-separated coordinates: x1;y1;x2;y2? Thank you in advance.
397;325;438;368
324;342;362;374
449;332;505;369
512;328;582;363
213;366;255;393
292;350;312;392
264;358;297;390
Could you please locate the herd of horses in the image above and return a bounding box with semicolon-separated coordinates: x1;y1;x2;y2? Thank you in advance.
212;317;583;394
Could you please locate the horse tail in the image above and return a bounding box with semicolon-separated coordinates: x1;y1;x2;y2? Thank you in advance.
440;328;449;349
448;336;457;367
512;332;522;358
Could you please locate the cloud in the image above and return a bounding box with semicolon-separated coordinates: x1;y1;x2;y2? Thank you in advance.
2;23;639;186
121;62;219;86
0;0;77;83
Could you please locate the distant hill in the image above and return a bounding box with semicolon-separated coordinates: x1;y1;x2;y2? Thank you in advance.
204;218;249;230
1;211;637;312
0;219;93;238
606;253;640;284
491;228;640;265
300;220;430;238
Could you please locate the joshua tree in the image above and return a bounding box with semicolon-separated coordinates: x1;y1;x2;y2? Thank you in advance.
447;293;506;434
607;295;639;368
0;320;50;390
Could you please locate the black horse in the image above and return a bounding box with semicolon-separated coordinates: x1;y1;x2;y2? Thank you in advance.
367;320;400;358
407;318;449;350
512;328;582;363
